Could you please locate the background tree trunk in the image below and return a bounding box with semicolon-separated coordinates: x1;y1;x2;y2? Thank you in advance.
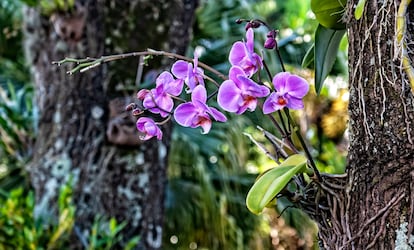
315;0;414;249
23;0;197;249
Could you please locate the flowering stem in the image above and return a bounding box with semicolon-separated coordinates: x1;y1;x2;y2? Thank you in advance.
262;60;290;136
53;49;228;81
274;43;286;72
284;108;321;181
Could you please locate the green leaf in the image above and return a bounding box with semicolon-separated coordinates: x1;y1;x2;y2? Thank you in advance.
246;154;307;214
314;25;346;94
354;0;366;20
301;43;315;69
311;0;347;29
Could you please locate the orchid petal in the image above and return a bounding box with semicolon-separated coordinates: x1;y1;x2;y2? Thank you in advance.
172;60;189;79
174;102;197;127
229;41;247;66
217;80;242;112
263;93;285;114
286;96;304;110
284;74;309;98
272;72;290;93
207;107;227;122
191;85;207;103
156;71;174;87
246;28;254;53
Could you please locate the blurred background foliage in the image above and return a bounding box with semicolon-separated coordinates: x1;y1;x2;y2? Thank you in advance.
0;0;348;249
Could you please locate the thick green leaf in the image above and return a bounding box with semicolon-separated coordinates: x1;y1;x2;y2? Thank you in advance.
302;43;315;69
246;154;307;214
314;25;346;94
311;0;347;29
354;0;366;20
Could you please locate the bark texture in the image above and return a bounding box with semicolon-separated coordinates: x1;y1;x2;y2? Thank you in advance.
23;0;197;249
313;0;414;249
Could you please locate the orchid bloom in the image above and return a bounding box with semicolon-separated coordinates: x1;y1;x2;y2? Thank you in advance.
217;66;270;114
174;85;227;134
229;28;263;77
156;71;183;96
172;53;205;92
263;72;309;114
137;72;180;117
136;117;163;140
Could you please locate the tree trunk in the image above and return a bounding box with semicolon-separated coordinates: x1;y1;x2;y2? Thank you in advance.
22;0;197;249
312;0;414;249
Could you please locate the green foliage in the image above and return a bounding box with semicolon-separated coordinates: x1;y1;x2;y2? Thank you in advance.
246;155;308;214
354;0;366;20
0;184;74;249
19;0;75;15
0;83;34;191
0;183;139;250
313;25;346;94
310;0;346;30
165;117;270;249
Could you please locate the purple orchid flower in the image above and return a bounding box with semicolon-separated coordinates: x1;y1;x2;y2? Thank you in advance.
229;28;263;77
137;85;173;117
174;85;227;134
263;72;309;114
136;117;163;140
156;71;183;96
172;54;205;92
217;66;270;114
136;71;182;118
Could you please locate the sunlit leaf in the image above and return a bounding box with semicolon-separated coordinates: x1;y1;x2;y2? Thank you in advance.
354;0;366;20
246;154;307;214
314;25;346;94
311;0;347;29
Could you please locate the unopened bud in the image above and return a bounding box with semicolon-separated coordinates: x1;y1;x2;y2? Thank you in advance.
137;89;150;100
245;20;261;31
264;37;276;49
132;108;143;116
235;18;243;24
125;103;137;111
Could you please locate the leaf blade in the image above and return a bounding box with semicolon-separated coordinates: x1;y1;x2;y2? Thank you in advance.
246;154;307;214
314;25;346;94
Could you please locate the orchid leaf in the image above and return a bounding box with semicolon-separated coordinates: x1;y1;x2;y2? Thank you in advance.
311;0;347;30
354;0;366;20
246;154;307;214
314;25;346;94
302;43;315;69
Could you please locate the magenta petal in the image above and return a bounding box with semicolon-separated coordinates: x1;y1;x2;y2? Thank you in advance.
191;85;207;103
263;93;284;114
272;72;290;93
229;42;247;66
172;60;189;79
228;66;246;84
217;80;242;112
286;96;304;109
246;28;254;53
156;95;173;117
174;103;197;127
284;75;309;98
166;79;184;96
136;117;162;140
244;98;258;112
208;107;227;122
156;71;174;87
199;118;212;134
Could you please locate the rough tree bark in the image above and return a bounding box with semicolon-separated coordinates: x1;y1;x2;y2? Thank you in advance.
309;0;414;249
22;0;197;249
